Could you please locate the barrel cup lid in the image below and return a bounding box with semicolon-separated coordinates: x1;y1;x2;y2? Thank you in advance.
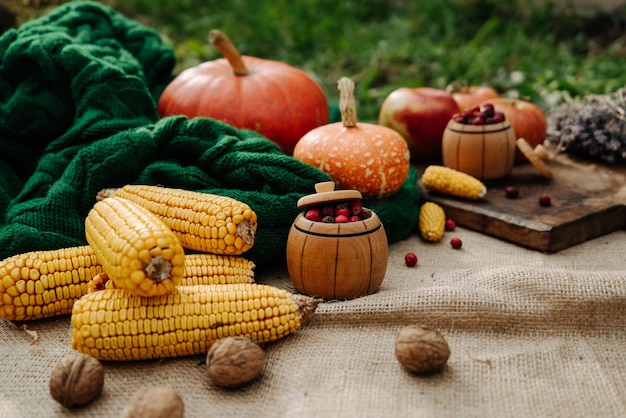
297;181;362;208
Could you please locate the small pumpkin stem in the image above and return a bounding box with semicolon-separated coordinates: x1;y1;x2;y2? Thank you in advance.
209;29;248;76
338;77;358;128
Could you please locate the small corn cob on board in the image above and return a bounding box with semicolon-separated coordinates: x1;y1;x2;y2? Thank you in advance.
421;165;487;200
0;246;102;321
419;202;446;242
70;283;319;361
98;185;257;255
85;196;187;297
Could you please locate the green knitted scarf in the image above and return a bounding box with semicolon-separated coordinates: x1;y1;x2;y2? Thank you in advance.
0;1;420;269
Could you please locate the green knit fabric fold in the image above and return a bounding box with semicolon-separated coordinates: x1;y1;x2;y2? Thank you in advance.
0;1;420;269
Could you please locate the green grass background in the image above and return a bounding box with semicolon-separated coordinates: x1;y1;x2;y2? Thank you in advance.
6;0;626;121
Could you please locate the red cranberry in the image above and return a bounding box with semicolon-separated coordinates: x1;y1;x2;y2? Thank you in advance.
404;252;418;267
491;113;504;123
304;209;322;222
539;194;551;207
450;237;463;249
350;202;364;217
349;215;361;222
334;205;350;218
472;117;485;125
334;214;349;223
445;219;456;231
481;104;495;117
505;186;519;199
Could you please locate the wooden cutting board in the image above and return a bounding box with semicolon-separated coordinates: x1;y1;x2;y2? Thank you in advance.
418;153;626;252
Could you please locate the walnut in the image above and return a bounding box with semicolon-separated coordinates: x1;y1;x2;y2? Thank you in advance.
49;353;104;408
206;336;265;388
122;387;184;418
394;324;450;374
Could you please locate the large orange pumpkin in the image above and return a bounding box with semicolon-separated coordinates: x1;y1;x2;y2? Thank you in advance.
293;78;410;199
157;30;329;155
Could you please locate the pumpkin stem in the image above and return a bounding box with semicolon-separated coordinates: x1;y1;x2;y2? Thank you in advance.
338;77;358;128
209;29;248;76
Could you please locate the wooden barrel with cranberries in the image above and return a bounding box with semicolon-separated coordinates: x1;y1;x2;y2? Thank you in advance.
442;103;517;181
286;182;388;300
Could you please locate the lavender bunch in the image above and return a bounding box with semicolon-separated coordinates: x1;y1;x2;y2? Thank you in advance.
547;88;626;164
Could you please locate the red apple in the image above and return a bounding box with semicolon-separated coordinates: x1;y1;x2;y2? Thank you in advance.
482;98;547;163
378;87;460;161
449;85;500;110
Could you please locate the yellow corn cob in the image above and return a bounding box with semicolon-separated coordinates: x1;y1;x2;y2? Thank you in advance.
87;254;255;293
418;202;446;242
99;185;257;255
421;165;487;200
0;245;256;321
181;253;255;286
0;245;102;321
70;283;319;361
85;196;186;297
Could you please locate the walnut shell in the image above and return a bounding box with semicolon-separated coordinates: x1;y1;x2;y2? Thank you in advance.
394;324;450;374
49;353;104;408
122;387;184;418
207;336;265;388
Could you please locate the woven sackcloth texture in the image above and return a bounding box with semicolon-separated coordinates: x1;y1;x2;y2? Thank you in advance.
2;2;626;418
0;1;422;269
0;228;625;417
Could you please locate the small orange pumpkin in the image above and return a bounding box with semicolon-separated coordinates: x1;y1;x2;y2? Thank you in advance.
157;30;329;155
293;78;411;199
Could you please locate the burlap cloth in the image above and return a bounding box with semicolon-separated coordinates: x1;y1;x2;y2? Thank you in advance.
0;227;624;417
2;2;625;417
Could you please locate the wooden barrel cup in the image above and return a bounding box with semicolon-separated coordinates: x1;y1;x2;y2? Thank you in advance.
286;182;388;300
442;119;517;181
